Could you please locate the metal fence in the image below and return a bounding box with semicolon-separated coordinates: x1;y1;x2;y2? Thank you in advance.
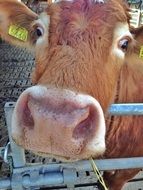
0;102;143;190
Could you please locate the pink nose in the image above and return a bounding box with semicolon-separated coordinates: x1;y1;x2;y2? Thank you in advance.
12;86;106;161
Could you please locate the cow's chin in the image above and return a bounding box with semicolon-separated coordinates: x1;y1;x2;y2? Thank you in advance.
12;85;106;161
32;143;105;162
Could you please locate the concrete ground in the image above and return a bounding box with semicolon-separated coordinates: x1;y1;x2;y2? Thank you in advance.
0;42;142;190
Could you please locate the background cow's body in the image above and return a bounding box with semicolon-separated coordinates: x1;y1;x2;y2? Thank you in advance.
0;0;142;189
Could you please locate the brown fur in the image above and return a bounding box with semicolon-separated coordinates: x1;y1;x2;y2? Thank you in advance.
34;0;129;112
0;1;130;111
0;0;141;189
103;27;143;189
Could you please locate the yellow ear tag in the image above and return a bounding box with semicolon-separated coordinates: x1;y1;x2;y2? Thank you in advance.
139;46;143;59
8;25;28;42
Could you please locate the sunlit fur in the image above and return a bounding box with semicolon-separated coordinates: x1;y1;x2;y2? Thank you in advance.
33;0;130;113
103;27;143;190
0;0;130;111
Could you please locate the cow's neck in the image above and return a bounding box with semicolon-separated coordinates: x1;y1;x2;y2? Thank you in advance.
104;61;143;158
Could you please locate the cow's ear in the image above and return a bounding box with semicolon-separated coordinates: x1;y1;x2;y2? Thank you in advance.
130;26;143;37
0;0;49;49
130;26;143;44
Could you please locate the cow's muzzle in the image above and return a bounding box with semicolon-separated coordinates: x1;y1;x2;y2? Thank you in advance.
12;85;106;161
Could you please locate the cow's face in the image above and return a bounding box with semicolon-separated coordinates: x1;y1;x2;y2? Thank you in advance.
0;0;134;161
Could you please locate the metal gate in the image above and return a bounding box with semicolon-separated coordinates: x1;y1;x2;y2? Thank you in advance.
0;103;143;190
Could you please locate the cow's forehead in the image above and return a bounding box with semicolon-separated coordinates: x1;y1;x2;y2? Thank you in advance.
47;0;128;25
45;0;129;46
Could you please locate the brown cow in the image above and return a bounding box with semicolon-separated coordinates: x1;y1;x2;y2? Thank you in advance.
0;0;139;189
102;26;143;190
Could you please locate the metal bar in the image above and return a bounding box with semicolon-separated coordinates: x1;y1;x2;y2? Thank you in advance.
0;178;11;189
1;157;143;189
109;103;143;115
11;157;143;173
0;172;70;189
22;172;64;188
0;172;64;189
4;102;26;168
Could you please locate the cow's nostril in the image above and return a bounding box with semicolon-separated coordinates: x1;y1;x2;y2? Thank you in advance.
72;106;97;140
21;101;34;129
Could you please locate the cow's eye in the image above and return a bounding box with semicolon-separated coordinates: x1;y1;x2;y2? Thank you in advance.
118;38;130;52
36;26;44;37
